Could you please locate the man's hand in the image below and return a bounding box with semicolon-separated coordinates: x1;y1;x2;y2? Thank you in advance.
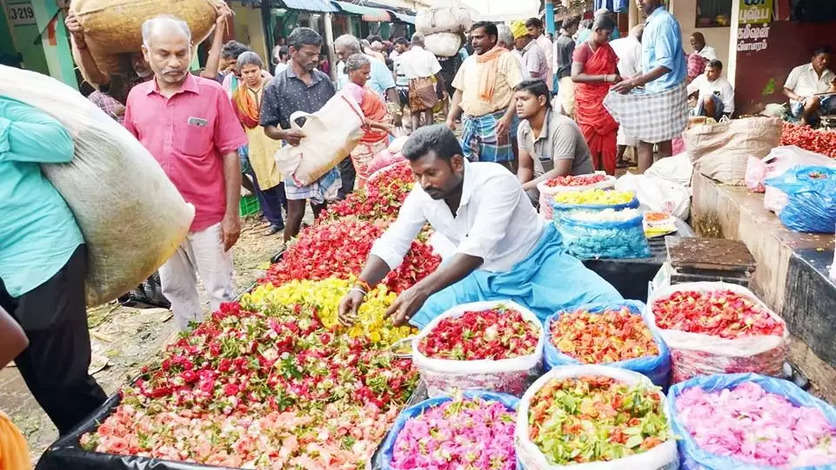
65;11;86;47
612;78;636;94
283;129;305;146
338;288;366;326
220;212;241;252
385;285;430;326
445;117;457;131
496;115;511;138
214;2;234;30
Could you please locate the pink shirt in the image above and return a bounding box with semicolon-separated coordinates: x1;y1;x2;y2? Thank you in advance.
124;74;247;232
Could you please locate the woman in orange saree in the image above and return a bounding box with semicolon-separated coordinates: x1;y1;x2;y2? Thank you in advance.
571;15;621;175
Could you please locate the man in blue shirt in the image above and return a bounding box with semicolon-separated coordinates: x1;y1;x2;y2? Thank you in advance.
0;97;107;435
608;0;688;173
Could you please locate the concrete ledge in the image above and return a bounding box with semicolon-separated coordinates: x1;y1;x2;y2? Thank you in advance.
691;173;836;401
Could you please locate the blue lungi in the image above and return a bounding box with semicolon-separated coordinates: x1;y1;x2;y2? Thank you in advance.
410;224;623;328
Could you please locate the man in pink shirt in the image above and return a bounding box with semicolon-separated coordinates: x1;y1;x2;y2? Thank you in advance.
124;15;247;329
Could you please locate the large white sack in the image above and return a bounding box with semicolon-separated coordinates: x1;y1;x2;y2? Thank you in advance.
644;152;694;187
0;65;194;306
616;173;691;220
424;32;463;58
416;6;472;34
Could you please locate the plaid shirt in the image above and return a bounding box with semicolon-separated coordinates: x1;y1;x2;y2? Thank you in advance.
603;83;688;143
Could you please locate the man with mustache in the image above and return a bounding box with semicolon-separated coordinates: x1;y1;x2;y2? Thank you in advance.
123;15;247;330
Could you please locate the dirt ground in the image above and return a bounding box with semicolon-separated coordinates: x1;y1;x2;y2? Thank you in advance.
0;215;288;463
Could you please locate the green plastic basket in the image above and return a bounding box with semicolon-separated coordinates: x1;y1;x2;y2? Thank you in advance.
239;195;260;216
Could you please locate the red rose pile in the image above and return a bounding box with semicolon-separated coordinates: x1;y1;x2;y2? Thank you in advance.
551;307;659;364
261;219;440;293
544;173;607;188
781;122;836;158
653;290;784;339
418;307;540;360
322;161;415;221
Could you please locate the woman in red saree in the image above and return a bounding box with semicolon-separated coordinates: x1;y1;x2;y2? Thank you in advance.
571;15;621;175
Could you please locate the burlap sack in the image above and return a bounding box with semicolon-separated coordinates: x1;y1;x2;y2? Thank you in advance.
684;117;782;186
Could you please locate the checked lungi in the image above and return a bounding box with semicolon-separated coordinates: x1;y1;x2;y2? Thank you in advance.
603;83;689;144
461;110;514;163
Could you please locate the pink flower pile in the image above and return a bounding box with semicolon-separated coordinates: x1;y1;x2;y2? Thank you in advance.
391;397;516;470
676;382;836;468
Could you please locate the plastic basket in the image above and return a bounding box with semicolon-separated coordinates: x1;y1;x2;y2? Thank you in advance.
239;195;260;216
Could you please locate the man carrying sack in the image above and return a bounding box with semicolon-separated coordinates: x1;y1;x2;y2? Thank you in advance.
446;22;523;169
606;0;688;173
398;33;444;131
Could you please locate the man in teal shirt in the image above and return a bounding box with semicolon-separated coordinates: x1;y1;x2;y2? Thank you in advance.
0;96;106;435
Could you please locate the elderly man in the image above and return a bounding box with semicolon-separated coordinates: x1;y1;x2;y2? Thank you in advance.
512;20;549;84
338;125;620;328
608;0;688;173
397;33;445;131
687;32;717;82
124;16;247;330
261;28;342;240
526;17;554;91
784;46;836;125
334;34;398;194
447;22;523;168
688;59;735;120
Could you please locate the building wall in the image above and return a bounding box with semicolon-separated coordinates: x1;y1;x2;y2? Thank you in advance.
232;3;269;62
669;0;731;72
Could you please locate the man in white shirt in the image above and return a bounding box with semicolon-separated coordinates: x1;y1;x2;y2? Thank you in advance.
784;46;836;125
512;20;549;84
687;59;734;119
609;24;643;165
398;33;445;131
337;125;621;328
690;32;717;61
526;17;554;91
392;37;411;116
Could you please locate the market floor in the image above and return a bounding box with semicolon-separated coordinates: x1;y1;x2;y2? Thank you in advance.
0;214;288;463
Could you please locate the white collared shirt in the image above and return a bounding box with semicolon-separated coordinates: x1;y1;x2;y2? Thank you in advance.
370;161;545;273
785;63;836;98
697;45;717;61
397;45;442;80
687;74;735;114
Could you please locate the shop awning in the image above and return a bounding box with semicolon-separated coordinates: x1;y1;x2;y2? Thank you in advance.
390;11;415;24
333;1;391;21
280;0;339;13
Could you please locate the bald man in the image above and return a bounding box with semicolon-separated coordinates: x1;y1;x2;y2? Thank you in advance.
687;32;717;82
123;15;247;330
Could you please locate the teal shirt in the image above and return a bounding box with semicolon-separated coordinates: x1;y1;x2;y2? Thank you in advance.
0;97;83;297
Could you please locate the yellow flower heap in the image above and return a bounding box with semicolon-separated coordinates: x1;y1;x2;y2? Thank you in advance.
241;277;415;346
553;189;635;206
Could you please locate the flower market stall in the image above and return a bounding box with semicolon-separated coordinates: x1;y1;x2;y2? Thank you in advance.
36;161;836;470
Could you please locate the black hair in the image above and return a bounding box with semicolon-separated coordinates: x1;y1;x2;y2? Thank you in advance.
813;45;832;57
593;14;617;32
288;27;322;50
471;21;498;39
236;51;264;69
402;124;463;162
394;37;409;46
222;40;249;59
279;45;289;59
367;35;383;43
515;79;551;108
525;18;543;29
707;59;723;70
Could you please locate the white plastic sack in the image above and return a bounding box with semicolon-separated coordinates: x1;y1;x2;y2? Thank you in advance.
757;145;836;213
536;172;616;220
0;65;194;306
646;282;789;384
274;94;364;186
424;32;462;58
416;7;472;34
615;173;691;220
645;153;694;187
515;365;679;470
412;300;545;397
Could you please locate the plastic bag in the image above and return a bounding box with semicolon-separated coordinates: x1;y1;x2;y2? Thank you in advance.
748;145;835;202
667;373;836;470
646;282;789;384
645;153;694;188
556;211;651;259
615;173;691;220
516;365;679;470
378;390;519;470
69;0;222;85
366;150;406;176
0;65;194;307
412;300;545;397
544;300;671;387
536;172;616;220
764;166;836;233
684;117;782;185
551;194;640;222
274;94;364;186
424;32;462;57
745;156;769;192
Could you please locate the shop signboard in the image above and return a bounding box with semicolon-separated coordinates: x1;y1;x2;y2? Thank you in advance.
5;0;36;26
740;0;772;25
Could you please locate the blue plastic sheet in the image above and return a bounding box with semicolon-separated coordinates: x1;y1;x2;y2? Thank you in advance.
667;373;836;470
378;391;520;470
555;211;651;259
764;165;836;233
544;300;671;387
551;195;640;222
